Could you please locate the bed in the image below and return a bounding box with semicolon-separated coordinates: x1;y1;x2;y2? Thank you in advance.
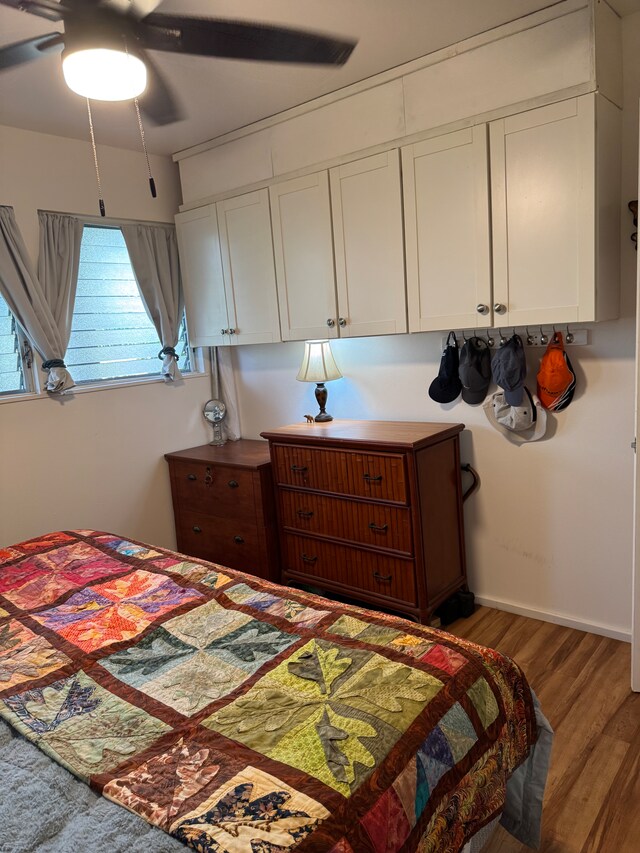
0;530;548;852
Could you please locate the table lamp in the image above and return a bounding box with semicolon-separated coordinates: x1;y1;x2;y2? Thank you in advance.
296;339;342;422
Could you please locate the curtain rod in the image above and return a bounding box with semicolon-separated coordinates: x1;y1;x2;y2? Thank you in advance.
37;209;174;228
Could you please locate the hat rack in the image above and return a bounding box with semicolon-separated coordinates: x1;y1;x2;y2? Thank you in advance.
441;326;589;349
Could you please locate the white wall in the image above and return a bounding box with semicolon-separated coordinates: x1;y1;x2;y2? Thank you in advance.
231;12;640;641
0;125;211;549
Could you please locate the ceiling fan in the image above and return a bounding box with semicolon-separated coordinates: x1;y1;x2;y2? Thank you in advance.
0;0;357;126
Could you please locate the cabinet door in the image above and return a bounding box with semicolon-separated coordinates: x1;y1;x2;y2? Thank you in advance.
175;206;229;347
330;150;407;337
216;189;281;345
403;127;492;332
490;96;595;325
269;172;338;341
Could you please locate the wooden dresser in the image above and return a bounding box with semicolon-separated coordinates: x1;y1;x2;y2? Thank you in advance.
165;440;279;582
260;420;467;623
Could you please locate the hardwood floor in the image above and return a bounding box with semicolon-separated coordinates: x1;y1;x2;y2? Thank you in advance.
447;606;640;853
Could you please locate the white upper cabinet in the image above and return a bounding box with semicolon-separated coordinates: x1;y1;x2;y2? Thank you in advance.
175;205;228;348
215;189;281;345
269;172;338;341
329;150;407;338
402;126;492;332
490;93;619;326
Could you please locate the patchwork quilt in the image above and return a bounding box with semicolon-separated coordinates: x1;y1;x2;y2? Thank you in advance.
0;531;537;853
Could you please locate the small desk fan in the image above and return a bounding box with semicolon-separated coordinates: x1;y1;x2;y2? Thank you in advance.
203;399;227;446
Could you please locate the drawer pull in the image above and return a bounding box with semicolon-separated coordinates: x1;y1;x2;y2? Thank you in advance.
228;480;239;489
186;473;197;481
363;473;383;483
368;522;389;533
296;509;314;519
290;465;308;474
192;526;202;534
233;535;245;544
373;571;392;583
301;553;318;564
204;466;213;486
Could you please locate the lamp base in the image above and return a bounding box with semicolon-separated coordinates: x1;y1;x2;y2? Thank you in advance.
314;382;333;422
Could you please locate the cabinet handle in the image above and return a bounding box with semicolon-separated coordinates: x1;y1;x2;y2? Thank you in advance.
233;535;244;544
192;525;202;534
296;509;314;518
228;480;239;488
326;318;335;328
338;317;347;327
363;473;383;483
290;465;308;474
476;303;489;315
368;522;388;533
301;553;318;564
373;571;392;583
186;473;197;481
493;303;507;315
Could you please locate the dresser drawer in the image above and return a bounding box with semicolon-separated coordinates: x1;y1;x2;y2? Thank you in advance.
177;511;262;572
282;534;417;605
171;460;256;519
279;491;413;555
272;444;408;503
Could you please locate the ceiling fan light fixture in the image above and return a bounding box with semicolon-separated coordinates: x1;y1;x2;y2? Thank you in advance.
62;47;147;101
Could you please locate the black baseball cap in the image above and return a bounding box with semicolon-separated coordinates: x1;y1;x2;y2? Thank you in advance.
429;332;462;404
459;337;491;404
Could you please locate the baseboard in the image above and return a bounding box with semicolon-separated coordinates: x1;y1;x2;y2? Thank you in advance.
474;595;631;643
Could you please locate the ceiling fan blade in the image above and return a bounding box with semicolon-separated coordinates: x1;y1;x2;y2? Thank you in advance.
137;14;356;66
138;51;183;126
0;32;64;70
0;0;64;22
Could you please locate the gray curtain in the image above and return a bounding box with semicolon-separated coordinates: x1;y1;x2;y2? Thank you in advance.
121;223;184;381
211;347;241;440
0;206;80;394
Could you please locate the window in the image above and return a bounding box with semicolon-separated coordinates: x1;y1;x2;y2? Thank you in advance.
0;293;30;395
66;225;191;384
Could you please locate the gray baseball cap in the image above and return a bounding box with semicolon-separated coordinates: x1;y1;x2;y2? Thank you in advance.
484;387;547;443
491;334;527;405
459;337;491;405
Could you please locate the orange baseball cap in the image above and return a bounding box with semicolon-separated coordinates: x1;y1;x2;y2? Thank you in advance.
536;332;576;411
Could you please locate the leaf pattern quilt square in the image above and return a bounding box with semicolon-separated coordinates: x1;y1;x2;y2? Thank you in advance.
0;619;71;691
0;542;130;610
204;638;443;797
31;570;204;653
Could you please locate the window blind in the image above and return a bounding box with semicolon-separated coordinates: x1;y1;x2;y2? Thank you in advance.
0;294;26;394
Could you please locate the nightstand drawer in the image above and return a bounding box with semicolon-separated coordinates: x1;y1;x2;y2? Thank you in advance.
171;460;256;519
282;534;417;605
279;491;413;555
272;444;408;503
177;511;262;572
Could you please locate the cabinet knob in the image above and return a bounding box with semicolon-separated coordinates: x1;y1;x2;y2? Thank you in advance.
192;525;202;534
476;303;489;315
338;317;347;327
493;303;507;315
368;522;388;533
228;328;236;335
221;328;228;335
326;318;335;328
228;480;239;489
186;473;197;481
233;535;244;544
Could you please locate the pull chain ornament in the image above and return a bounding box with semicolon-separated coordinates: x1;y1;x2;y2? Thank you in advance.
86;98;105;217
135;97;157;199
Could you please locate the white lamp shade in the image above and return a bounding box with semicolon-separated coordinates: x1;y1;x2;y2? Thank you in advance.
296;339;342;383
62;48;147;101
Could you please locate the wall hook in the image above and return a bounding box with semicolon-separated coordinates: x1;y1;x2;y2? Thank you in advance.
499;328;508;346
540;327;548;345
566;325;574;344
486;330;495;348
526;327;535;346
462;329;469;342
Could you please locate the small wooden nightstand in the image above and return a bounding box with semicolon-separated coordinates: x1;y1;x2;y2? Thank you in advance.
165;440;279;582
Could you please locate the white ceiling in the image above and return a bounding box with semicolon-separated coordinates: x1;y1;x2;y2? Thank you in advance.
0;0;638;156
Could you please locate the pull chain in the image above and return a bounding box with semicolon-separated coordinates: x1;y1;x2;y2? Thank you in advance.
134;97;156;198
86;98;105;217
